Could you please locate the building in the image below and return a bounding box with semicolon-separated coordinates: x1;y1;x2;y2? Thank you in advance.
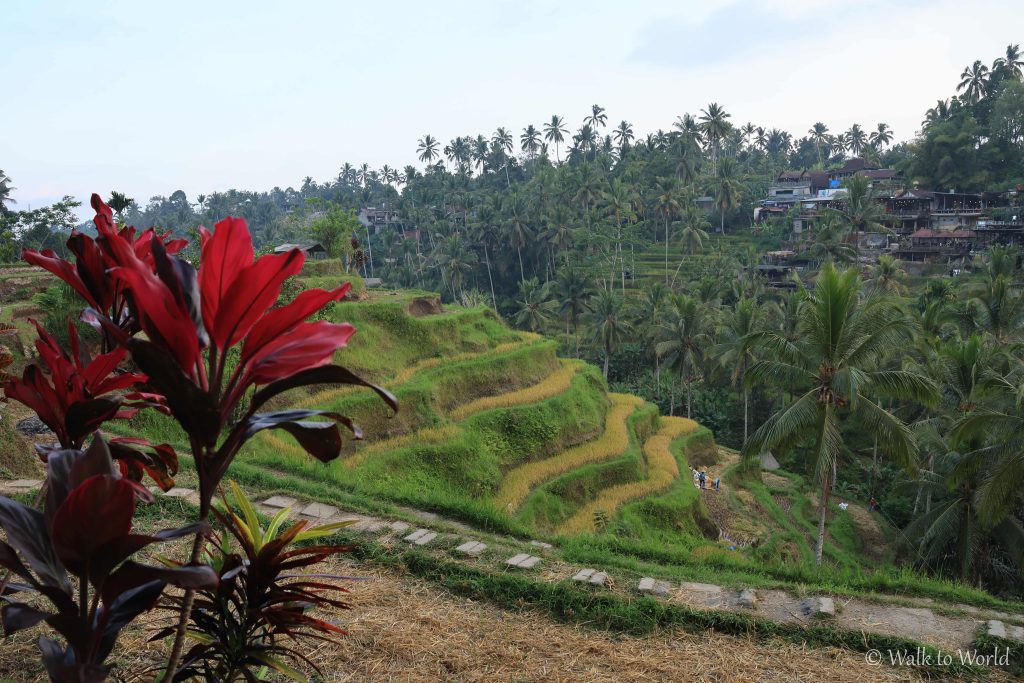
358;207;405;235
273;242;327;259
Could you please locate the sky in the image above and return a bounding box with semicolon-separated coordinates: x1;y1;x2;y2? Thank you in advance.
2;0;1021;216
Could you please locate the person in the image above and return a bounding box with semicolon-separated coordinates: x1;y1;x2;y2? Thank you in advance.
868;496;876;512
713;477;720;491
698;470;706;490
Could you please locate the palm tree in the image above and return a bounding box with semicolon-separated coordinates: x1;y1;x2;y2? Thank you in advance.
715;298;762;442
677;218;710;256
107;191;135;221
957;60;990;104
845;124;868;156
586;104;608;129
513;277;554;332
808;122;829;166
502;192;532;283
652;178;681;285
544;115;568;163
636;282;668;389
469;207;500;309
868;255;908;296
612;120;634;151
0;170;16;214
430;233;476;299
713;158;742;236
742;264;937;563
699;103;731;175
828;174;888;257
993;43;1023;80
657;295;715;417
553;267;594;357
869;123;893;150
417;134;440;164
520;125;541;158
587;289;632;379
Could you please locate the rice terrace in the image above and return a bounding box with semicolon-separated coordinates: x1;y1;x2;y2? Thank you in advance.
2;4;1024;681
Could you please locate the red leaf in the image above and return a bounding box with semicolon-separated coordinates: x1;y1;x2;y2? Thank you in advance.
242;285;350;365
198;217;255;337
212;250;304;349
245;321;355;386
51;475;136;573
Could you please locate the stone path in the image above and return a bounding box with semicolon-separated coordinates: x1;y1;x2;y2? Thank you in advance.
2;477;1023;656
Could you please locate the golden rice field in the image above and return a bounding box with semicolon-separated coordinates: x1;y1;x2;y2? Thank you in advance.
296;339;531;409
344;425;460;469
493;393;643;513
449;360;582;420
556;416;698;534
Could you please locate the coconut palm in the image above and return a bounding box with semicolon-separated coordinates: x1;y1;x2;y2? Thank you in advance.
430;233;476;300
868;255;908;296
586;104;608;129
808;122;829;166
958;60;991;103
993;43;1023;80
553;266;594;357
699;102;731;175
869;123;893;150
417;134;440;164
845;124;868;156
107;191;135;221
520;125;541;158
828;174;888;257
513;277;554;332
713;157;742;236
502;192;532;283
0;170;17;213
544;115;568;163
715;298;763;442
657;295;716;417
742;263;937;563
587;289;632;379
652;178;682;285
613;120;634;151
636;282;669;388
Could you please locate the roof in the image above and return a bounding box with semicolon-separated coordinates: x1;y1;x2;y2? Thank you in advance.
856;169;900;180
273;242;326;253
897;189;935;200
807;171;829;187
832;158;877;174
776;170;805;181
909;229;976;239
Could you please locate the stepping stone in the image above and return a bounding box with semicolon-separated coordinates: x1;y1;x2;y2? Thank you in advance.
505;553;541;569
262;495;297;509
572;568;609;586
801;597;836;618
681;581;722;594
353;519;388;533
736;589;758;609
987;620;1007;639
164;487;195;498
637;578;671;597
456;541;487;556
7;479;43;489
403;529;438;545
388;521;411;533
530;540;553;550
299;502;338;519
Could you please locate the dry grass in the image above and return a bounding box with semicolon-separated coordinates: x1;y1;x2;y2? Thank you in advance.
557;416;698;534
494;394;643;513
295;562;944;682
449;360;581;421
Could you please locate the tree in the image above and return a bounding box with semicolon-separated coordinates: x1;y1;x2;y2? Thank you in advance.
652;177;681;285
869;123;893;150
431;233;476;300
107;190;135;221
657;295;715;417
713;157;742;236
742;264;936;563
417;134;440;164
699;102;731;175
993;43;1023;81
613;120;634;150
845;124;868;156
586;289;632;379
827;174;888;257
715;298;762;442
520;124;541;158
868;254;908;296
544;115;568;163
586;104;608;129
553;266;594;357
957;59;990;104
0;170;15;214
513;277;553;332
808;122;829;166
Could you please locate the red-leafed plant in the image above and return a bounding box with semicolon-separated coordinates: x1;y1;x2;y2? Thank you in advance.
4;194;396;680
156;483;354;681
0;437;218;681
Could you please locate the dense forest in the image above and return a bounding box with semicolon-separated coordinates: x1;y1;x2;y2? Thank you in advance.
3;45;1024;594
